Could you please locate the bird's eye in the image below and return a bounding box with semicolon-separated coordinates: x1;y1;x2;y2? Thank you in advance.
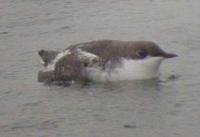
84;62;89;67
136;50;148;58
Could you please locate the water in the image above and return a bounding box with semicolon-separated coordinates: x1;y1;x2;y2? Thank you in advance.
0;0;200;136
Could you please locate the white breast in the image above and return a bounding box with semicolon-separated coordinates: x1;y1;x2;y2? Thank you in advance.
86;57;164;81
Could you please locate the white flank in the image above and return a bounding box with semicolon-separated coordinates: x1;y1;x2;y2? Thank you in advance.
86;57;164;81
76;48;99;61
46;50;71;71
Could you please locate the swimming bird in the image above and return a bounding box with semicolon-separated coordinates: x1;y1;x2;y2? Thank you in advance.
38;40;177;84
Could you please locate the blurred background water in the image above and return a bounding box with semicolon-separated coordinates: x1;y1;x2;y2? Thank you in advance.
0;0;200;137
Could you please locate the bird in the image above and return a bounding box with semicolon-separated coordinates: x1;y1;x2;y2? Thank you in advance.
37;40;177;85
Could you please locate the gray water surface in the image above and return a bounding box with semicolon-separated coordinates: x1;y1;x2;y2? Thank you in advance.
1;0;200;137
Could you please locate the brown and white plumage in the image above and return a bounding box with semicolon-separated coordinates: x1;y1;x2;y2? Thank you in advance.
38;40;177;84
